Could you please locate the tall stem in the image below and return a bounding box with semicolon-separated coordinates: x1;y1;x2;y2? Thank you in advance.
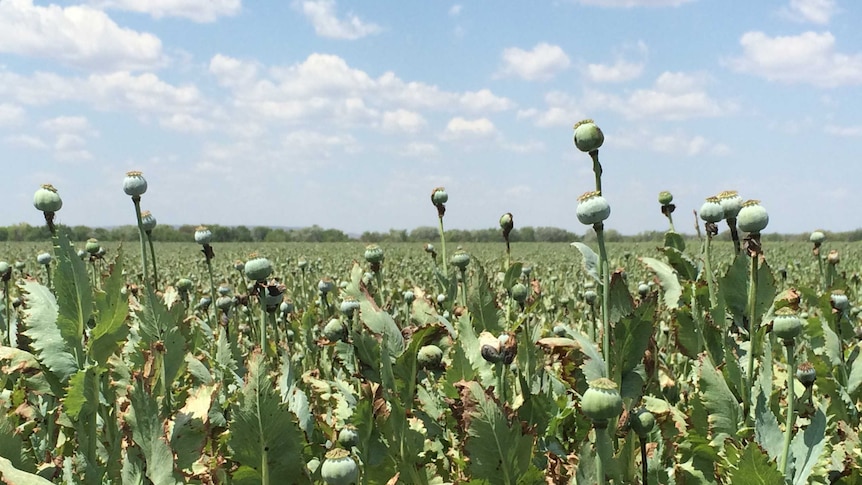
205;258;218;330
146;231;159;290
438;216;448;275
4;280;10;346
779;340;796;475
640;438;649;485
132;197;150;287
744;251;759;423
595;223;611;377
727;218;741;255
595;425;613;485
704;233;717;308
590;150;602;194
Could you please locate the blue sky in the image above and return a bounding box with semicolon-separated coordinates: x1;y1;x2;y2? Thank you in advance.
1;0;861;235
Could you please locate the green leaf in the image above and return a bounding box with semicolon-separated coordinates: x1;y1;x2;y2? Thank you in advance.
21;280;79;383
727;442;784;484
0;414;35;473
463;381;536;485
753;384;783;463
569;331;606;381
138;287;183;346
0;456;55;485
64;366;99;422
848;353;862;396
51;230;92;357
89;253;129;367
359;298;404;358
127;376;183;485
698;356;740;439
641;257;682;310
663;231;686;252
169;385;213;473
502;262;523;293
658;246;697;281
719;255;749;323
229;350;306;484
608;270;633;325
790;404;828;485
614;294;655;376
468;262;502;334
393;326;437;410
571;242;600;283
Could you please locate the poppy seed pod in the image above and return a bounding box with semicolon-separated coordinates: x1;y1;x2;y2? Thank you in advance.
33;184;63;213
363;244;384;264
403;290;415;304
323;318;347;342
830;291;850;312
499;212;514;232
717;190;742;219
584;289;598;305
573;119;604;153
796;362;816;388
809;230;826;245
337;426;359;448
244;257;272;282
141;211;157;232
0;262;11;277
630;408;656;438
123;171;147;197
37;252;52;265
827;250;840;265
194;226;213;245
699;197;724;223
576;191;611;226
658;191;673;206
318;278;335;294
431;187;448;206
511;282;528;304
320;448;358;485
772;307;802;342
581;378;623;426
340;296;360;316
215;296;234;312
85;238;100;255
450;250;471;270
176;278;193;291
417;344;443;369
737;200;769;233
478;331;501;363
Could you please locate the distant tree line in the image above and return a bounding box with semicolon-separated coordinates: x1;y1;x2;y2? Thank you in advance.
2;222;862;244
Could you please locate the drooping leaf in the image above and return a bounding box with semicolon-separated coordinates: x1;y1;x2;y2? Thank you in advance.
641;257;682;310
726;442;784;485
463;381;537;484
0;414;35;473
848;353;862;396
127;376;183;485
64;366;99;422
138;287;183;346
169;385;213;473
393;326;437;410
571;242;600;283
359;298;404;358
0;456;55;485
789;404;828;485
21;280;79;383
229;350;305;484
502;262;523;293
468;262;502;334
658;246;697;281
569;331;606;381
89;253;129;367
698;356;740;439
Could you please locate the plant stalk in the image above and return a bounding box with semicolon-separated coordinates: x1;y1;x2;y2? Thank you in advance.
779;340;796;476
595;223;611;377
437;215;448;275
744;251;759;423
132;197;150;287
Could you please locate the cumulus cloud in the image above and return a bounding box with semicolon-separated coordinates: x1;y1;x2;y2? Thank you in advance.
90;0;241;22
381;109;427;133
449;4;462;16
296;0;381;40
516;91;584;127
0;104;25;126
3;134;48;150
727;31;862;87
585;59;644;83
824;124;862;137
442;117;496;139
496;43;571;81
572;0;696;6
614;127;729;156
0;0;163;71
41;116;95;134
779;0;836;25
600;71;736;120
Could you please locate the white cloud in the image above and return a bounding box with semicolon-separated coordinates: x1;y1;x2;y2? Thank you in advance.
497;43;571;81
601;72;735;120
517;91;584;127
296;0;381;40
572;0;695;6
779;0;836;25
459;89;515;112
2;134;48;150
90;0;241;22
160;113;214;133
615;128;729;156
502;140;545;153
41;116;95;134
727;31;862;87
442;117;496;139
209;54;259;87
0;104;25;126
0;0;163;71
381;109;426;133
399;142;439;157
282;129;357;155
585;59;644;83
449;4;462;16
825;124;862;137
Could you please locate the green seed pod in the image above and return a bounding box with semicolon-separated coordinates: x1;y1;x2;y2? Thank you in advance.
796;361;816;388
573;119;604;153
581;378;623;426
37;253;52;265
196;296;211;311
830;291;850;312
123;170;147;197
436;293;446;304
297;258;309;270
217;285;231;296
511;282;528;304
320;448;358;485
736;200;768;233
423;243;435;254
216;296;233;312
318;278;335;294
431;187;448;206
499;212;513;232
630;408;656;438
33;184;62;212
338;426;359;448
658;191;673;206
244;257;272;282
521;265;532;277
323;318;347;342
772;307;802;342
85;238;100;255
699;197;724;223
177;278;194;291
141;211;157;232
403;290;415;304
363;244;384;264
809;230;826;244
0;262;11;277
194;226;213;245
260;282;285;311
233;260;244;272
576;191;611;226
717;190;742;219
417;344;443;369
280;300;295;314
450;250;471;270
638;283;650;298
340;296;360;316
584;289;597;305
553;324;568;337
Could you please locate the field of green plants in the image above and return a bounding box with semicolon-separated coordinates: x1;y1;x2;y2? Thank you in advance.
1;121;861;484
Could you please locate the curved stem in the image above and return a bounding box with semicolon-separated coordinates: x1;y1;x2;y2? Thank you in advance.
595;223;611;378
132;197;150;287
779;341;796;476
727;218;741;255
590;150;603;194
